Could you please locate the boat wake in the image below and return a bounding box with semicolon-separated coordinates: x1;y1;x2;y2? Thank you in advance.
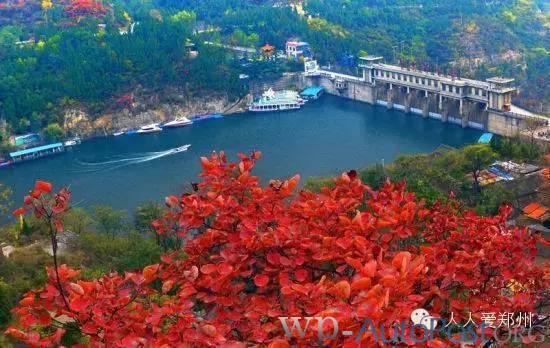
72;145;191;173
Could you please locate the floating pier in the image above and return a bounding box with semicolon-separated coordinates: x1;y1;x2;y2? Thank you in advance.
300;86;325;100
9;142;64;163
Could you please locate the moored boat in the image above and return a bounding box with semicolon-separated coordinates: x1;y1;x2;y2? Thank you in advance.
64;137;81;146
278;90;307;104
9;142;65;163
191;113;223;122
249;88;302;112
113;129;126;136
164;117;193;128
137;124;162;134
0;159;13;168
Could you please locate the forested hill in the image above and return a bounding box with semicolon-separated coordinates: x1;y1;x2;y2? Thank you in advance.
172;0;548;109
0;0;548;139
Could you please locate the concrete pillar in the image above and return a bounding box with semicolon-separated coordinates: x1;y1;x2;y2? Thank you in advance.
422;92;429;118
387;84;394;110
461;101;469;128
459;99;464;117
437;94;448;122
441;111;448;122
405;87;411;113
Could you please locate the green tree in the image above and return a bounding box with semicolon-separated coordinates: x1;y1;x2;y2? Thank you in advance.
0;278;15;327
62;208;94;235
134;202;164;235
75;232;161;274
42;123;64;142
462;144;497;193
0;183;11;217
93;205;128;239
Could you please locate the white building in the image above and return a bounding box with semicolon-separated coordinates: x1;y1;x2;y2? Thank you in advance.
286;40;312;60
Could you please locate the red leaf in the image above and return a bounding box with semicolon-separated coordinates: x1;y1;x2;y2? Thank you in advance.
5;327;28;340
269;339;290;348
142;264;159;282
201;264;217;275
35;180;52;193
162;280;174;294
217;263;234;276
19;295;35;306
294;269;308;282
68;282;84;295
165;195;179;207
200;324;218;337
40;284;60;299
254;274;269;287
54;220;64;233
266;252;281;265
351;277;371;291
12;207;26;216
328;280;351;299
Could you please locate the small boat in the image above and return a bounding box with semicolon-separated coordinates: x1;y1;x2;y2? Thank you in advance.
113;129;126;136
172;144;191;153
137;124;162;134
64;137;81;146
191;113;223;122
164;117;193;128
0;160;13;168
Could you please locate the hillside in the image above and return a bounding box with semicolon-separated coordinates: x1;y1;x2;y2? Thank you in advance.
0;0;548;142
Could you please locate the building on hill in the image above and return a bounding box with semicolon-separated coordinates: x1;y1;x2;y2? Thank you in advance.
286;40;312;60
260;43;276;60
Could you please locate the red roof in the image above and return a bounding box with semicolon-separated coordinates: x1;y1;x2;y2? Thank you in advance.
522;203;541;214
522;202;549;220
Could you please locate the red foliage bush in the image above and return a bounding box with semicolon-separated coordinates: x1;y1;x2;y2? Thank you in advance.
6;151;549;347
64;0;106;18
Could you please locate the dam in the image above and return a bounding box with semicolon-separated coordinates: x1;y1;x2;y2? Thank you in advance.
303;56;547;137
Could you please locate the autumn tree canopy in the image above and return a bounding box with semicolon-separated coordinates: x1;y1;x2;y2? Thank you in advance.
6;152;549;347
64;0;107;18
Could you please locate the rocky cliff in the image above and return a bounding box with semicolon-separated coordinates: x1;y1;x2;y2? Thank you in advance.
63;92;249;138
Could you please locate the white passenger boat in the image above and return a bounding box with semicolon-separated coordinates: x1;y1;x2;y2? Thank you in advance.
137;124;162;134
164;117;193;128
249;88;302;112
113;130;126;136
277;90;307;105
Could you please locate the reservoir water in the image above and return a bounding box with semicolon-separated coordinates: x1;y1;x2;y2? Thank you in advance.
0;95;481;213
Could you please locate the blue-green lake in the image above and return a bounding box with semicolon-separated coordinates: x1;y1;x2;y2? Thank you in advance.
0;95;481;213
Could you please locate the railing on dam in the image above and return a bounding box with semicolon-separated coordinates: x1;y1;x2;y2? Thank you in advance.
318;70;363;82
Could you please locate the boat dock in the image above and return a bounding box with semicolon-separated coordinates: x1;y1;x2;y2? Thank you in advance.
300;86;325;100
9;142;64;163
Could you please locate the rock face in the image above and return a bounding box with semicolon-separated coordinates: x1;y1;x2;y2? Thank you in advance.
62;93;247;138
64;109;95;137
1;244;15;258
